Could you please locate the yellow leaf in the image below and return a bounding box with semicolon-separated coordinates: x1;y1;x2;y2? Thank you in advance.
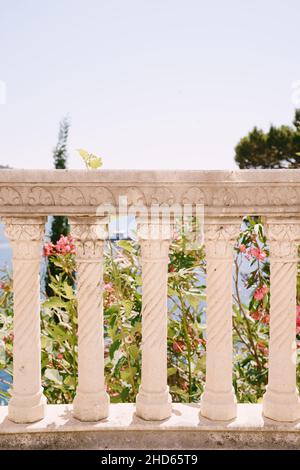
76;148;90;160
88;156;102;169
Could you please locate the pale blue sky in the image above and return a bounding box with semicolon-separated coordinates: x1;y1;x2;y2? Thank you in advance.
0;0;299;170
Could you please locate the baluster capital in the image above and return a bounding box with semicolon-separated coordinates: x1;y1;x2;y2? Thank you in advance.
204;219;241;259
3;216;46;241
137;216;173;241
265;219;300;260
3;217;46;260
69;216;108;260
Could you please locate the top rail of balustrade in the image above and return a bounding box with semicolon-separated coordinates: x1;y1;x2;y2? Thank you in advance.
0;169;300;217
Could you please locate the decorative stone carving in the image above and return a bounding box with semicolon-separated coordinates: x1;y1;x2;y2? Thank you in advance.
70;217;108;259
200;220;241;421
182;186;205;205
148;187;175;205
263;221;300;422
136;222;172;421
70;216;109;422
0;187;22;206
126;187;146;206
2;170;300;425
86;187;115;206
58;187;86;206
0;171;300;217
28;187;54;206
212;188;238;207
204;223;240;258
4;218;45;259
3;217;47;423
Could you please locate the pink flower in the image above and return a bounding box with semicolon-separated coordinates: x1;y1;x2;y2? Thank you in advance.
173;341;185;353
104;283;114;293
239;244;246;253
261;314;270;325
43;242;55;257
254;285;269;301
44;235;76;257
250;311;261;321
55;235;76;256
249;247;267;261
257;341;268;356
57;353;63;360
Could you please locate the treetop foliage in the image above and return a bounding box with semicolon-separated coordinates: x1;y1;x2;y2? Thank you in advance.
235;109;300;169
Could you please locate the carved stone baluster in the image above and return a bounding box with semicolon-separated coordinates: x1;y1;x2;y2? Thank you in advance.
200;220;240;421
4;217;47;423
136;220;172;420
70;216;109;421
263;221;300;421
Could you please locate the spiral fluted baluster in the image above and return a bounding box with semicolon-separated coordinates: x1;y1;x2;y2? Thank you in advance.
136;232;172;421
70;217;109;422
200;221;240;421
263;223;300;422
4;217;47;423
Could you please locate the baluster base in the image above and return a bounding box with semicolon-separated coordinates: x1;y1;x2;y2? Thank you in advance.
8;389;47;423
73;390;109;422
200;387;237;421
136;387;172;421
263;387;300;422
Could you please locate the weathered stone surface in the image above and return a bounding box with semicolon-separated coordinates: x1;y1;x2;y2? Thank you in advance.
3;217;47;423
201;222;240;421
2;170;300;441
70;217;109;422
136;221;172;421
1;404;300;449
1;169;300;216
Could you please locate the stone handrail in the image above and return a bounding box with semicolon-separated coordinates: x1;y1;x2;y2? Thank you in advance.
0;168;300;216
1;169;300;434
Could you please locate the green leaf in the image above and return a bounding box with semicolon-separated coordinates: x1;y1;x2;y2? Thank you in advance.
167;367;177;377
128;344;140;361
64;375;76;387
63;283;75;300
185;293;200;310
121;300;133;317
117;240;134;252
109;339;122;360
120;367;137;382
47;324;67;342
43;297;66;309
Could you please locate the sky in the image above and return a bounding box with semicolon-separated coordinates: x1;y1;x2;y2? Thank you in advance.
0;0;299;171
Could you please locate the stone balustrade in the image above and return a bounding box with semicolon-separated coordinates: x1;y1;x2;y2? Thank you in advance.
1;169;300;449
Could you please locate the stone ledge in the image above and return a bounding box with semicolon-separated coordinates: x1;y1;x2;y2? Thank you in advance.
1;169;300;218
1;404;300;449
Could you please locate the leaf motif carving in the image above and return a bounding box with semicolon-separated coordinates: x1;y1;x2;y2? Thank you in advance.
28;187;54;206
0;187;22;205
59;187;85;205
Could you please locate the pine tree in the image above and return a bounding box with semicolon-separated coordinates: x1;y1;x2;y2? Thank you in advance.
234;109;300;169
46;117;71;295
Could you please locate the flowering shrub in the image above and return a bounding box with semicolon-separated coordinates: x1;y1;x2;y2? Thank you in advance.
233;218;270;402
1;217;300;404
